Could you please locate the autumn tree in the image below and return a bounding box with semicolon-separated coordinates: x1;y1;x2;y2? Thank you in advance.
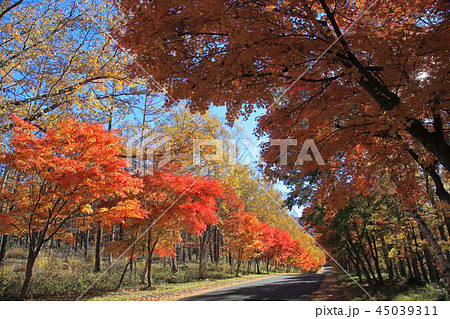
0;0;154;132
0;0;169;278
114;0;449;286
224;163;324;266
114;0;448;186
119;166;223;287
302;188;449;288
222;207;263;276
0;117;143;299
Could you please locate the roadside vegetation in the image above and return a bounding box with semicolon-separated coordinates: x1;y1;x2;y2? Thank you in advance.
0;247;301;300
337;271;449;301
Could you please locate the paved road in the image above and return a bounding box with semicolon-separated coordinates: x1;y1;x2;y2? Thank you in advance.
180;267;332;301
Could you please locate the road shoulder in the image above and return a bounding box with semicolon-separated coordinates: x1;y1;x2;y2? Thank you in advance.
309;268;346;301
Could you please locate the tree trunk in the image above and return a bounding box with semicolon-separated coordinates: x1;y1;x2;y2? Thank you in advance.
84;229;89;259
130;255;134;284
199;247;207;278
170;256;178;273
406;255;414;278
209;240;214;263
117;254;133;289
213;227;220;264
187;233;192;262
409;209;450;290
74;231;79;252
141;256;149;284
347;254;363;283
426;173;450;263
108;226;115;265
411;226;429;283
234;249;243;277
20;232;42;299
368;234;384;285
0;234;8;265
411;255;422;282
378;232;394;280
146;231;157;288
354;229;377;283
119;223;124;240
147;256;154;288
198;229;211;279
182;238;186;264
94;223;101;272
437;225;450;263
256;258;261;274
146;255;153;288
419;230;439;283
235;257;242;277
20;249;37;300
397;254;406;278
117;229;138;289
346;238;373;285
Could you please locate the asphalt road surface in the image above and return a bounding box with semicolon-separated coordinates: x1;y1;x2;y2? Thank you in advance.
180;267;333;301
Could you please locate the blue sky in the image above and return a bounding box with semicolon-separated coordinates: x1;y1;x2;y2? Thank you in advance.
209;105;303;217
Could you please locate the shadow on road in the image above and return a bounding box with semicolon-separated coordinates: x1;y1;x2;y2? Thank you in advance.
179;273;327;301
